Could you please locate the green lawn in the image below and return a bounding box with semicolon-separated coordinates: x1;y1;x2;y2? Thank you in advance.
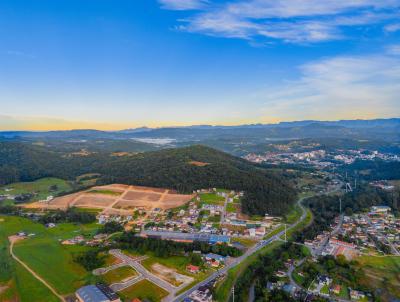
226;203;238;213
101;266;137;285
264;225;284;240
141;255;191;275
284;204;302;224
292;270;305;286
0;178;72;204
321;284;329;295
119;279;168;302
231;237;257;248
199;193;225;205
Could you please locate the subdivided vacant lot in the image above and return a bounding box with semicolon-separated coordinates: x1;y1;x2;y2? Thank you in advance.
101;266;138;285
26;184;194;213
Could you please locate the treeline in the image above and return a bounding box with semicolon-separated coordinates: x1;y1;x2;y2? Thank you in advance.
0;142;297;216
74;249;106;271
231;242;307;302
39;207;96;224
295;185;398;242
117;231;242;257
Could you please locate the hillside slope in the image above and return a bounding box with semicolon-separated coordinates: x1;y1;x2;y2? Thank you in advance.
0;143;296;215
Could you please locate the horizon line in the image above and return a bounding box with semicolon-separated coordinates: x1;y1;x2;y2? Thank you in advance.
1;117;399;132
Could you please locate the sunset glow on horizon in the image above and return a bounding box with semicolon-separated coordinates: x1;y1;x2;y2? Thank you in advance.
1;0;399;131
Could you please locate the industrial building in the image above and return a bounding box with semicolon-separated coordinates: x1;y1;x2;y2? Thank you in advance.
142;230;230;244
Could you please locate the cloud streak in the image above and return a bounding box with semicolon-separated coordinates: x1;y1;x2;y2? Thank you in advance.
259;52;400;120
161;0;400;43
158;0;208;11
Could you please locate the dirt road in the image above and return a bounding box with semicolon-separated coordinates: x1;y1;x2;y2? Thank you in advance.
8;236;66;302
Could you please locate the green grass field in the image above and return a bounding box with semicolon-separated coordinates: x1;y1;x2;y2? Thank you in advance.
0;215;100;301
280;208;313;241
0;216;60;301
226;203;238;213
199;193;225;205
0;178;72;204
284;204;302;224
356;256;400;299
101;266;138;285
119;279;168;302
141;255;191;275
231;237;257;248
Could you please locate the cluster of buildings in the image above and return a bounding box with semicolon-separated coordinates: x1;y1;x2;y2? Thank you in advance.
61;233;109;246
369;181;396;191
142;230;230;244
305;203;400;260
138;189;277;242
337;207;399;255
244;148;399;168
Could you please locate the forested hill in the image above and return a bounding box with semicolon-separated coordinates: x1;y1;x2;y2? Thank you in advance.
0;143;296;216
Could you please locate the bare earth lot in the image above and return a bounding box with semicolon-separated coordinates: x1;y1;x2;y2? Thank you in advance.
25;184;194;214
149;263;193;287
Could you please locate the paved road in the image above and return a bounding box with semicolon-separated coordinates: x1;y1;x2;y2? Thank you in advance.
220;194;229;224
92;262;126;275
8;236;66;302
311;213;344;257
110;275;144;292
172;196;309;302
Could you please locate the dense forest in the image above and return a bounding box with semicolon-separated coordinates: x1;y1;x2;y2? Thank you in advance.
340;159;400;181
0;142;297;215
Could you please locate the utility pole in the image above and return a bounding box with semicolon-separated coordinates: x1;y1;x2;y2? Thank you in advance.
339;198;342;214
232;286;235;302
284;223;287;242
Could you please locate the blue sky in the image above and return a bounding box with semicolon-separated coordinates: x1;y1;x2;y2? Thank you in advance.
0;0;399;130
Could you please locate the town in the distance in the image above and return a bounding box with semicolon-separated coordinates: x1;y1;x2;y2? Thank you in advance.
0;119;400;302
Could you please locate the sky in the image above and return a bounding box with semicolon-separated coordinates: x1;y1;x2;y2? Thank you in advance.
0;0;399;130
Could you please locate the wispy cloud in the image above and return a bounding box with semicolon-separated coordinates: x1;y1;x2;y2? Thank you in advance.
158;0;208;11
384;22;400;32
259;52;400;120
161;0;400;43
4;50;36;59
386;44;400;55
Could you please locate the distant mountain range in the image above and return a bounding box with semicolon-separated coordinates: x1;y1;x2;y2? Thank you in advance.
1;118;399;154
